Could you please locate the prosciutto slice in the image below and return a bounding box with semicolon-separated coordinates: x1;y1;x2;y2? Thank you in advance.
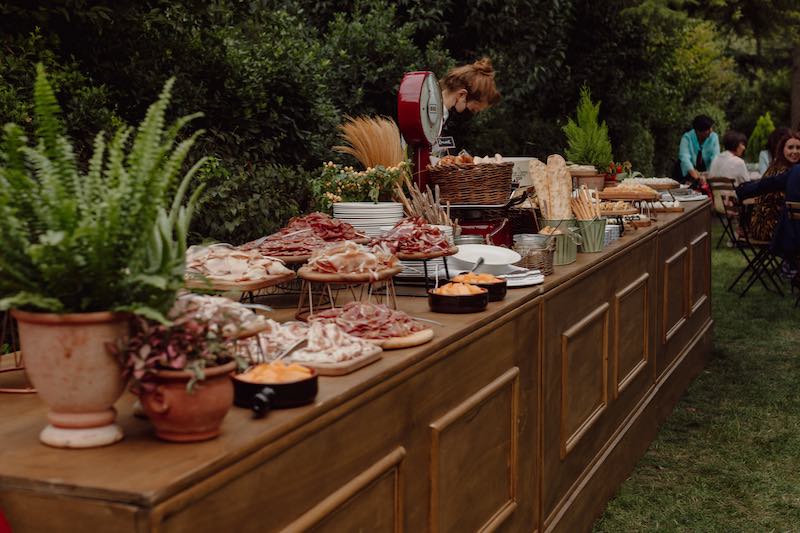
240;213;365;257
281;212;365;241
186;243;291;281
311;302;425;340
289;322;381;364
307;241;398;276
375;217;450;254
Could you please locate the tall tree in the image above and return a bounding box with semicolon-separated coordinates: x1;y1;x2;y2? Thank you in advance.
677;0;800;127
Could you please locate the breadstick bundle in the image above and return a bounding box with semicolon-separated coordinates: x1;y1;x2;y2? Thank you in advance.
570;185;601;220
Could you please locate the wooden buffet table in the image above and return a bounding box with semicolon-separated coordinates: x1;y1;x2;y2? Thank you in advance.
0;202;713;533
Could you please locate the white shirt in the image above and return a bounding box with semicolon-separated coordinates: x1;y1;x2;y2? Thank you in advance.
758;149;771;175
708;150;751;186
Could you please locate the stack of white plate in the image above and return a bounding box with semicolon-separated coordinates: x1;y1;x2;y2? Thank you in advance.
333;202;405;237
395;225;455;279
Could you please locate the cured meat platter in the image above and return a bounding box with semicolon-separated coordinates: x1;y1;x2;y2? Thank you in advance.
297;266;403;283
185;272;295;292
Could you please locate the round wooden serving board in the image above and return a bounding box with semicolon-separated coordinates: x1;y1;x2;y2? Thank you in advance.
365;328;435;350
184;272;296;292
396;245;458;261
599;208;639;216
598;190;659;201
618;180;678;191
297;266;404;283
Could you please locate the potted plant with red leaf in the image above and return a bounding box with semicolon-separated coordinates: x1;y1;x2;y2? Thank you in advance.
115;305;245;443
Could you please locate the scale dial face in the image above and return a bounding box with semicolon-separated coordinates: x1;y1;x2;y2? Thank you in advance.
397;70;443;147
420;74;443;144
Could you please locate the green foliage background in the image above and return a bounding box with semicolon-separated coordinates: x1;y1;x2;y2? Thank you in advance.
0;0;794;243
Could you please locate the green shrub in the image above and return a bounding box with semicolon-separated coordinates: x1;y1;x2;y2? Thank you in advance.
190;158;313;245
0;30;119;159
212;13;340;168
320;0;423;117
746;112;776;163
563;86;614;169
616;123;655;177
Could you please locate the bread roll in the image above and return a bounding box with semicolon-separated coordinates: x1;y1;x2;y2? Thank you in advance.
529;158;550;218
546;154;573;220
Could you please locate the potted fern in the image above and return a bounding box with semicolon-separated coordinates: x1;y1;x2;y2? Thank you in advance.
0;65;207;448
563;86;614;191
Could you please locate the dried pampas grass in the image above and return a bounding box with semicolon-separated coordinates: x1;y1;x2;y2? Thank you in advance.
333;115;405;169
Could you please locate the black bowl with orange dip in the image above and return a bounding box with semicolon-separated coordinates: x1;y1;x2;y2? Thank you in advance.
451;272;508;302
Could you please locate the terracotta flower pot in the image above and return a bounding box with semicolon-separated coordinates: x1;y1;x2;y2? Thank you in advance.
11;309;130;448
571;173;606;191
139;360;236;442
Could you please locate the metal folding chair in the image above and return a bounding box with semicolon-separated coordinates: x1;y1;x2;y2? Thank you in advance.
708;177;740;249
708;177;784;297
785;201;800;307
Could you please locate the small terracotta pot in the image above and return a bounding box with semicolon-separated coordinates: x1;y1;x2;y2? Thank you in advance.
12;309;130;448
571;173;606;191
140;361;236;442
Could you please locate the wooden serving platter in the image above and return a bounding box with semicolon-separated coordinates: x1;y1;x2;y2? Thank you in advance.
228;321;273;341
618;180;678;191
297;266;404;283
184;272;295;292
598;190;659;201
295;349;383;376
599;208;639;216
651;206;685;213
630;219;652;228
365;328;435;350
568;168;600;177
396;245;458;261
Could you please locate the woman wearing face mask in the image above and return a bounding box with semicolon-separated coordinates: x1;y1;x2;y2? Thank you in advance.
439;57;501;134
747;131;800;242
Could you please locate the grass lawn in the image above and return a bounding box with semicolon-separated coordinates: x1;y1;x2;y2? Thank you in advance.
594;223;800;532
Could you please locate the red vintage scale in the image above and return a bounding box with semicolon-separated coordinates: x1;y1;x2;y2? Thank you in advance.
397;71;515;246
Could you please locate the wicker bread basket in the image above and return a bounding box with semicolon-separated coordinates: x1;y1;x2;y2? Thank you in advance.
513;240;555;276
427;162;514;205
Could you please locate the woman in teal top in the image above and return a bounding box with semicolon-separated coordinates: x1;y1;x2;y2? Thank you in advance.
677;115;720;188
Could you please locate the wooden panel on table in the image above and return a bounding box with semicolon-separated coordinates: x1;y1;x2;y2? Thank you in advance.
656;206;712;379
690;231;710;316
542;234;658;529
0;491;145;533
662;246;689;345
154;303;539;533
560;303;609;458
613;273;650;399
299;448;404;533
430;367;519;533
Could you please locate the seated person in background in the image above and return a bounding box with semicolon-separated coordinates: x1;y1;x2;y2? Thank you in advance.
676;114;720;189
709;130;750;186
749;131;800;241
759;127;792;176
738;161;800;265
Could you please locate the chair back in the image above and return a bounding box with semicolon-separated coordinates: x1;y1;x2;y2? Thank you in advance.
707;177;739;218
786;201;800;221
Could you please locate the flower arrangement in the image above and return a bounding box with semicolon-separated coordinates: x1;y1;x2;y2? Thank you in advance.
311;160;410;211
604;161;642;182
115;312;244;393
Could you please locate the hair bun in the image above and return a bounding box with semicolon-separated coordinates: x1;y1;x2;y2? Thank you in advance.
473;57;494;75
